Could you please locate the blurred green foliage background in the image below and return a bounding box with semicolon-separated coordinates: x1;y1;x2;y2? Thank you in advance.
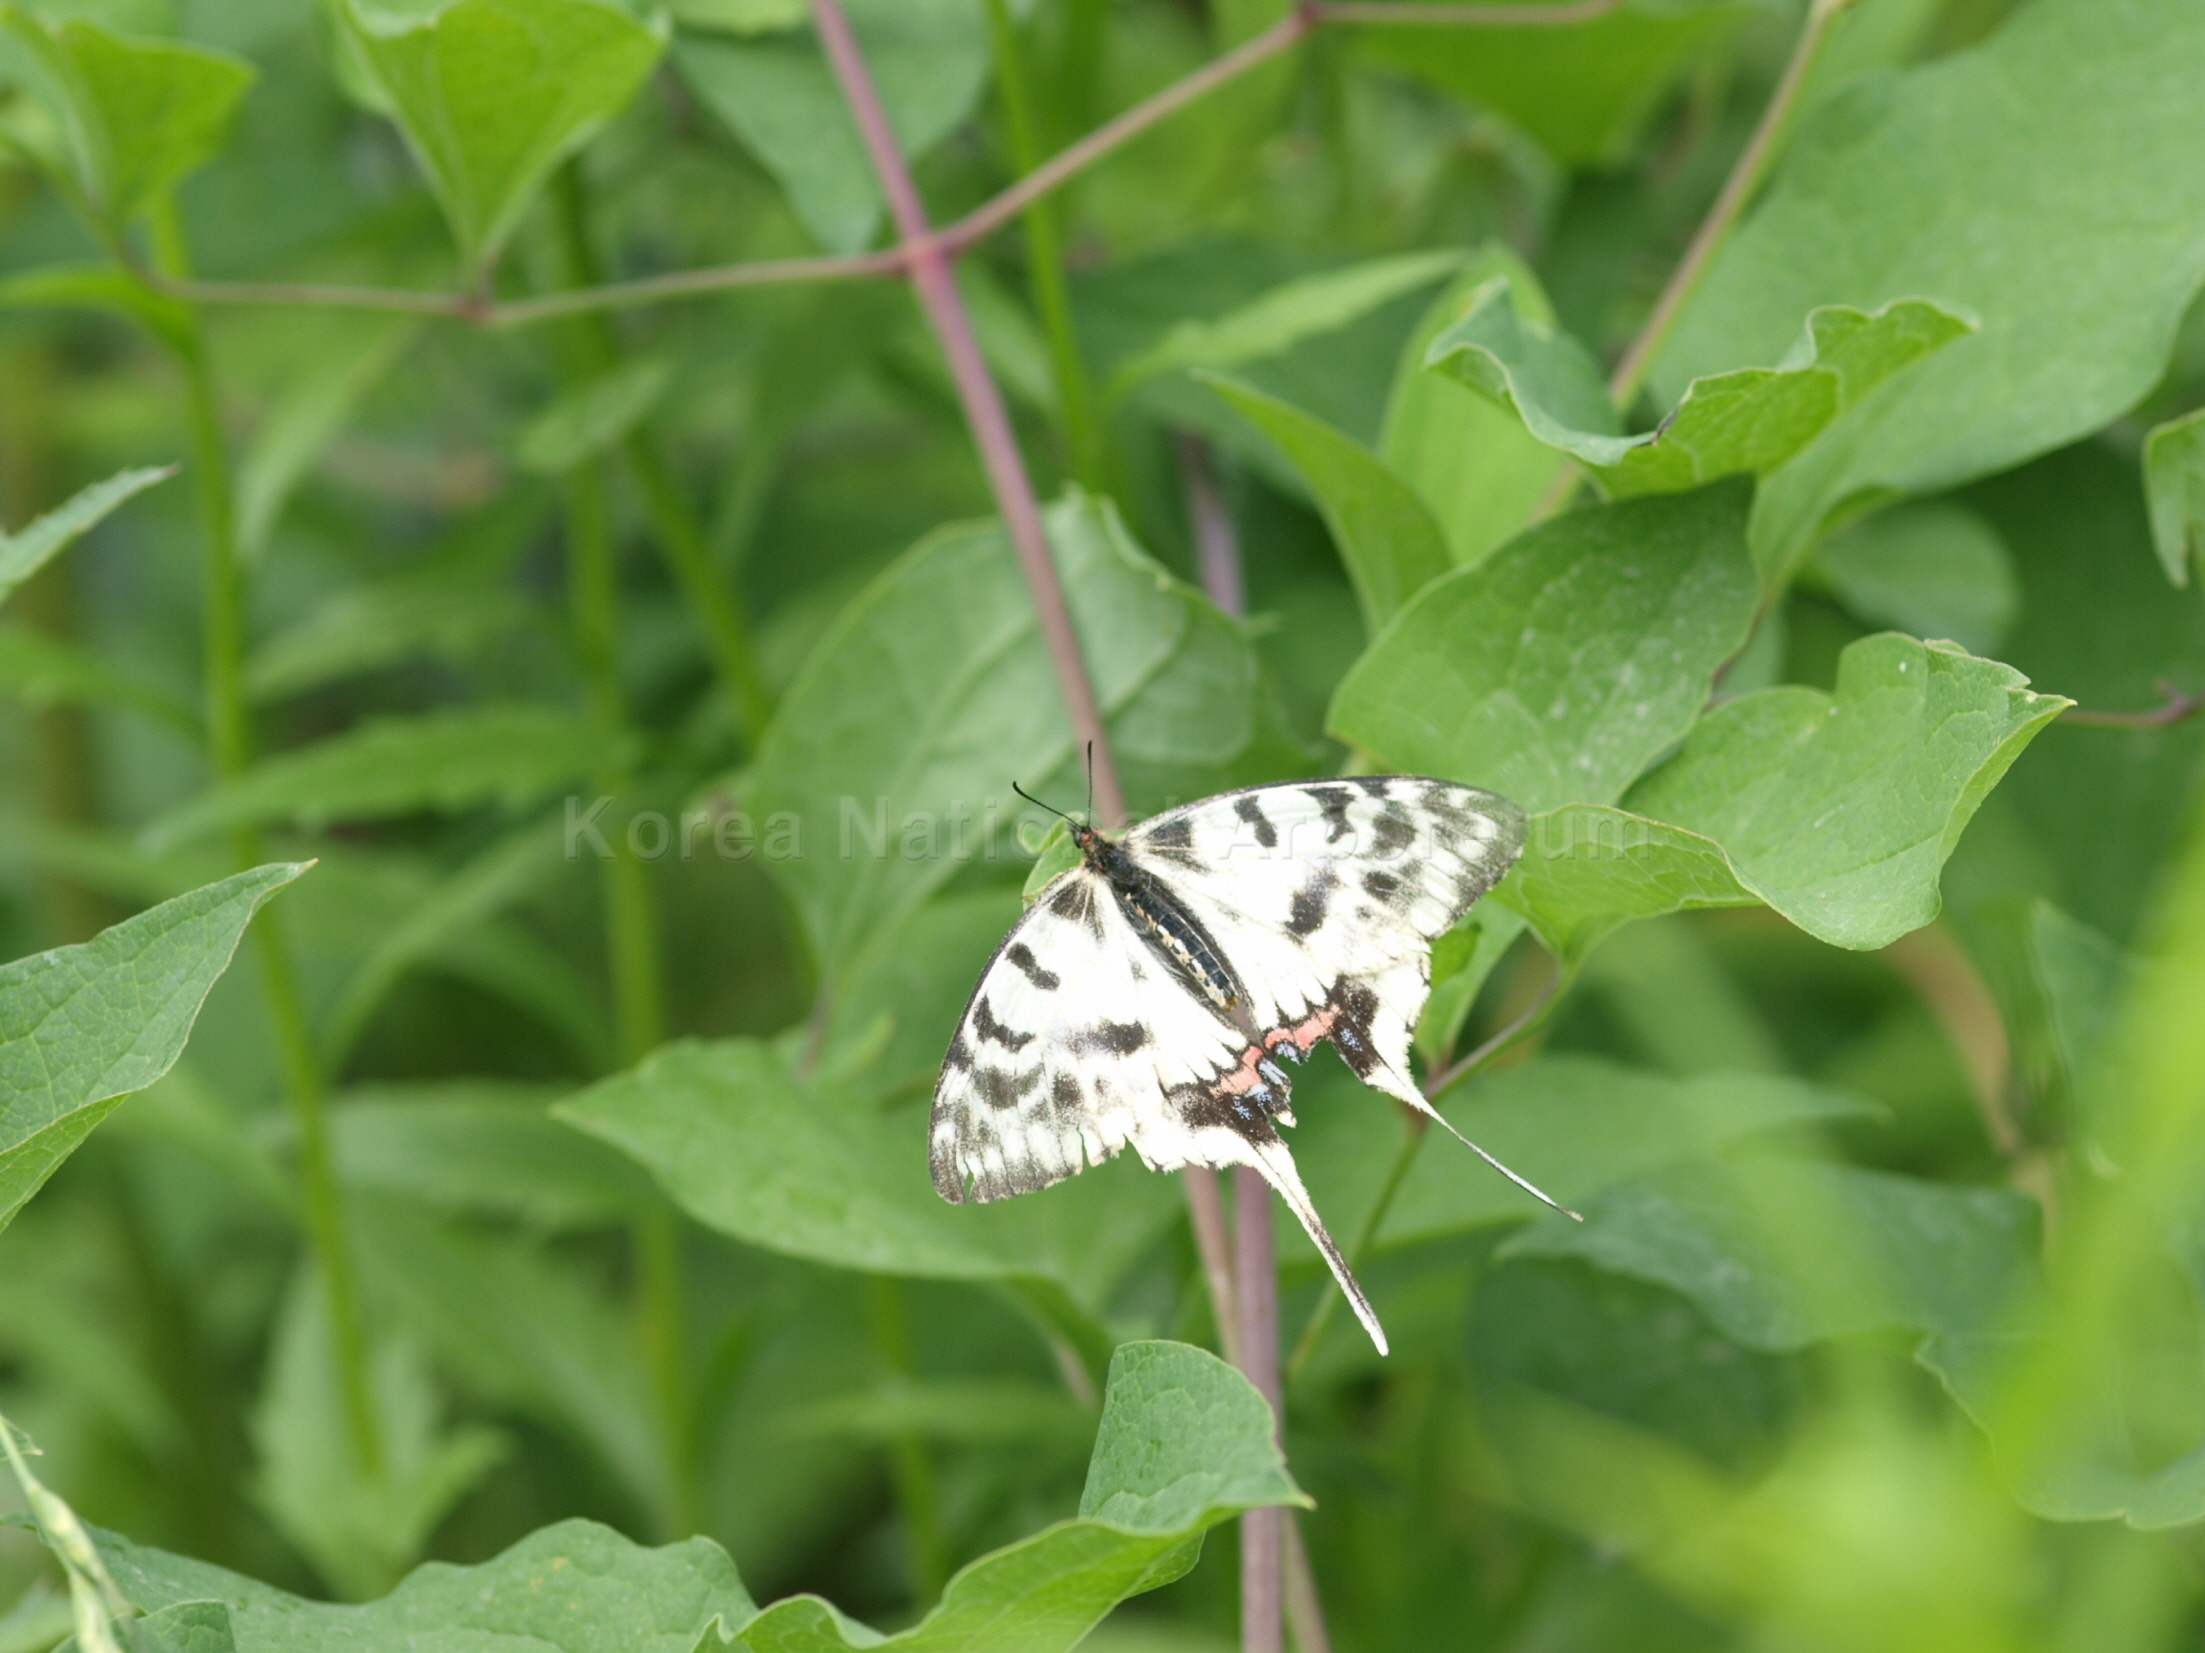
3;0;2205;1649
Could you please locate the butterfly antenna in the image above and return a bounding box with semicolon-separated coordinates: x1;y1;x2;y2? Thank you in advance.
1084;741;1094;826
1010;780;1076;826
1424;1107;1582;1221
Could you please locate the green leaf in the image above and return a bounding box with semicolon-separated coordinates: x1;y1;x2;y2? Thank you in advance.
357;1199;673;1533
820;886;1024;1099
236;316;420;562
1354;0;1759;166
1280;1054;1871;1276
1379;249;1566;569
1413;903;1527;1069
1019;818;1077;900
249;1262;506;1600
1420;276;1619;457
1658;0;2205;569
243;497;548;700
1200;373;1450;637
1469;1255;1803;1476
1077;1341;1304;1525
0;465;170;608
515;356;672;475
132;1600;236;1653
1328;479;1759;814
337;0;665;271
92;1516;757;1652
1109;249;1463;397
2026;900;2135;1164
733;1341;1303;1652
2027;901;2130;1101
0;258;194;349
333;1082;653;1228
321;817;589;1069
0;862;304;1236
671;0;805;32
1430;284;1970;499
783;1378;1091;1449
750;491;1255;977
1495;805;1756;966
557;1038;1179;1312
0;624;200;737
2143;406;2205;587
1504;1151;2039;1353
672;0;987;254
0;8;253;230
1625;634;2070;949
1811;499;2019;655
1962;442;2205;944
0;1584;72;1653
142;704;621;848
88;1342;1292;1653
245;582;537;702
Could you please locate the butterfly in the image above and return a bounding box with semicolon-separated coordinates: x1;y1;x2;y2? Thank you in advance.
928;773;1570;1355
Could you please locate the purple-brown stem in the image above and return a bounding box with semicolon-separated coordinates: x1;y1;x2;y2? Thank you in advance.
1187;1165;1242;1365
147;2;1624;329
1235;1163;1283;1653
1183;429;1324;1653
809;0;1127;829
2062;678;2205;729
1175;422;1247;1435
1178;431;1245;616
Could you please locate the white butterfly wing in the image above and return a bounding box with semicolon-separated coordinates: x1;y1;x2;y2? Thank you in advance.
929;859;1396;1350
930;868;1244;1202
1123;776;1527;1105
929;775;1530;1356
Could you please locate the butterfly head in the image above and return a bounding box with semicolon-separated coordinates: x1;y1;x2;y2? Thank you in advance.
1013;778;1109;861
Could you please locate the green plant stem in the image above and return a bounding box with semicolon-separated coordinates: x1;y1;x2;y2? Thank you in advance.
561;461;665;1062
623;433;773;744
549;164;699;1539
1605;0;1860;408
547;165;772;747
706;425;783;573
867;1276;950;1604
634;1202;700;1536
148;205;384;1482
982;0;1102;488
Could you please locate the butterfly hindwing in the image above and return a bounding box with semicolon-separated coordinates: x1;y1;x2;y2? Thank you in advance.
929;776;1530;1355
1124;776;1527;1101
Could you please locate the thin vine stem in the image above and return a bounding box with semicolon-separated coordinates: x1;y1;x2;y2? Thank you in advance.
1420;957;1565;1102
809;0;1127;827
141;0;1622;332
2061;678;2205;729
982;0;1103;488
1606;0;1861;408
1530;0;1858;526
